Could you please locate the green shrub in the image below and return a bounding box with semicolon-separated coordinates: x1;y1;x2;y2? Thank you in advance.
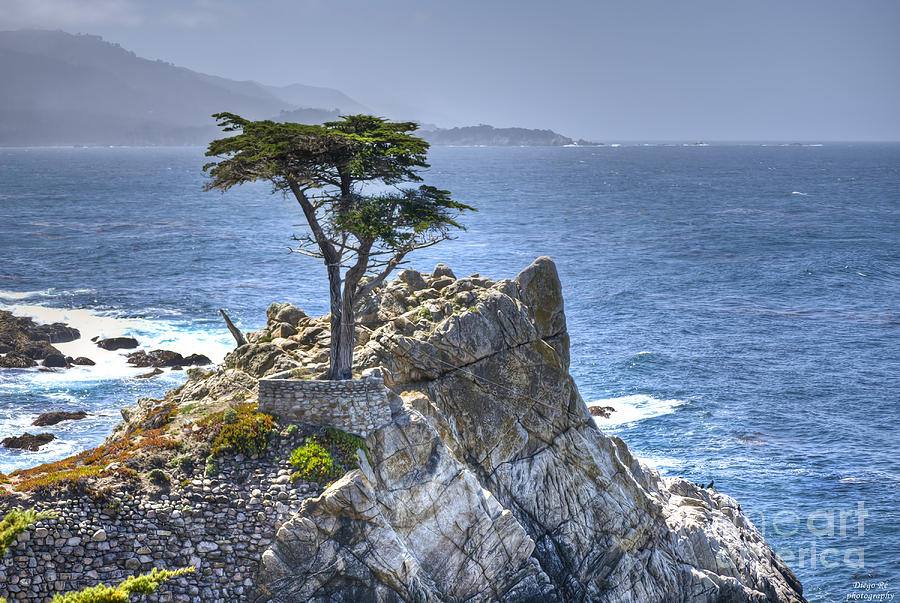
146;469;170;484
210;404;277;457
285;424;299;437
204;455;217;477
1;508;56;557
289;438;338;484
50;566;194;602
223;408;238;425
289;428;371;485
168;455;193;472
324;427;372;467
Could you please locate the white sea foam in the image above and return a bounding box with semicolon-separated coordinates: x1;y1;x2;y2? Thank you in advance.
0;288;94;300
0;301;233;383
589;394;685;428
791;191;808;196
638;455;686;472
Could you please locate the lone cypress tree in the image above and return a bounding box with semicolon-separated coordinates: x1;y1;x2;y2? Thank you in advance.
204;113;473;380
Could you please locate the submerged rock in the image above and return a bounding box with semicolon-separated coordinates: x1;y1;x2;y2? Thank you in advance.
2;432;55;451
135;368;164;379
32;410;88;426
72;356;95;366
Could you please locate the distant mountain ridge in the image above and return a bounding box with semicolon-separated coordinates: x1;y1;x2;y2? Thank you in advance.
0;29;583;147
0;29;366;145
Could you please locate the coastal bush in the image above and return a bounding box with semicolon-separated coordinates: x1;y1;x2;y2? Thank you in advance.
1;508;56;557
9;427;178;493
146;468;170;484
50;566;194;602
209;403;277;457
289;427;370;485
168;455;193;472
324;427;372;467
223;407;238;425
285;424;299;437
289;438;337;484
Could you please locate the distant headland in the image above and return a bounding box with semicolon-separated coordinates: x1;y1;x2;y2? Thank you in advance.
0;29;590;147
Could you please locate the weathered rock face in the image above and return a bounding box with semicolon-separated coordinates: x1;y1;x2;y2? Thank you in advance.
257;258;805;603
258;400;554;603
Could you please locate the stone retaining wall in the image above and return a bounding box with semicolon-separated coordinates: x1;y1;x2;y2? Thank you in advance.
0;442;319;603
257;376;391;436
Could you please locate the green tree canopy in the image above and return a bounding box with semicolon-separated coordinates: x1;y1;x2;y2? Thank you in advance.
204;113;474;379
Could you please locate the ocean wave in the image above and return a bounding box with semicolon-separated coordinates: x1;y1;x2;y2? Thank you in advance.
589;394;685;428
0;301;233;383
0;288;95;300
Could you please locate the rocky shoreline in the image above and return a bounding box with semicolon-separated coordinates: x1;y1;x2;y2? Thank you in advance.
0;310;214;455
0;258;806;602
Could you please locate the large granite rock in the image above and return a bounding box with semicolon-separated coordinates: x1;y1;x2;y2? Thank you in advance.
255;258;805;603
258;400;554;603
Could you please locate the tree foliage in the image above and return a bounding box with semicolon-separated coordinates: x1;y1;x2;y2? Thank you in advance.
50;567;194;602
204;113;473;379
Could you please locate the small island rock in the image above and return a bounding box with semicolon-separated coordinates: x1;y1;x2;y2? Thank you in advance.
96;336;139;350
32;410;88;426
2;432;56;451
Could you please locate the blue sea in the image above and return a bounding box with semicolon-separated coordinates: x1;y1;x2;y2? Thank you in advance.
1;144;898;601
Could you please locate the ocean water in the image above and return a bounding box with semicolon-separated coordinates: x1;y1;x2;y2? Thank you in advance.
1;144;898;601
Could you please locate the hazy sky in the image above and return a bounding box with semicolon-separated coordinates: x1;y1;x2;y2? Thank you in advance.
2;0;898;140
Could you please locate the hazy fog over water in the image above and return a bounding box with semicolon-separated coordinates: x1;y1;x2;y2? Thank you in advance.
1;0;898;141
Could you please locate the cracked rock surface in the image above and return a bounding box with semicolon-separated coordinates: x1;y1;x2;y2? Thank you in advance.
256;257;805;603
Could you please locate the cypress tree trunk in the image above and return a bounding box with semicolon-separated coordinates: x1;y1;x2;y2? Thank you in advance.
326;264;345;380
334;290;355;380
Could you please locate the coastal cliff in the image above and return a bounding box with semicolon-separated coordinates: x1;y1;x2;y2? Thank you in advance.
0;258;804;602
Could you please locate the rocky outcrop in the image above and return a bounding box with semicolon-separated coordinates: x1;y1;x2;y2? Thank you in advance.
32;410;88;426
0;310;80;368
257;258;805;603
2;432;55;451
96;336;139;351
258;401;553;603
127;349;212;368
0;258;805;603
